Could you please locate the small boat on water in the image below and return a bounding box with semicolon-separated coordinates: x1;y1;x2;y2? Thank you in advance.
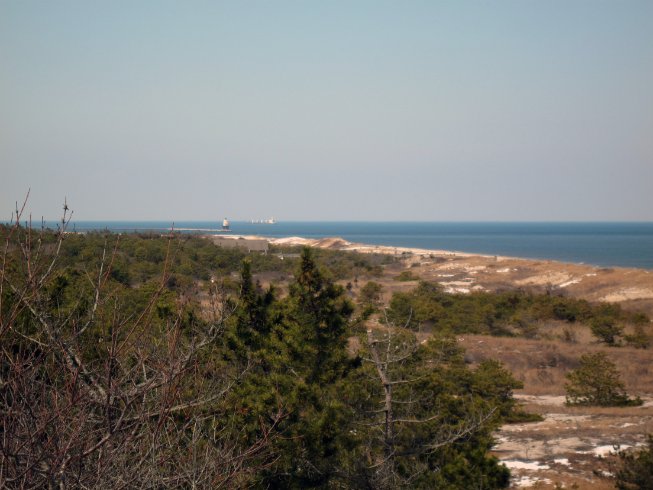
221;218;231;231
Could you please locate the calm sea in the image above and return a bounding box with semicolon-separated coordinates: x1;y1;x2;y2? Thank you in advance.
51;221;653;270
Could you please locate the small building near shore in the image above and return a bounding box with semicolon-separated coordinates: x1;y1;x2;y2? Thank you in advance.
211;236;268;253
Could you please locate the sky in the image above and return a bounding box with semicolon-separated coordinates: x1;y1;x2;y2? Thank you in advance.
1;1;652;221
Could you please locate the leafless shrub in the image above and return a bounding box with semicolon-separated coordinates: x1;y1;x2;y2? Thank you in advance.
0;196;280;489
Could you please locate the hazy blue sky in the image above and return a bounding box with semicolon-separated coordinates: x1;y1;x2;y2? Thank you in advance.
1;1;652;221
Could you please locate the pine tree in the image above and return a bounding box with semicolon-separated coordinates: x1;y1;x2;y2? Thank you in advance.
224;249;357;487
225;259;275;361
565;352;642;406
286;247;354;384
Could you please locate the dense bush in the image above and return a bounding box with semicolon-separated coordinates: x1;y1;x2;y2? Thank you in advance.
386;281;649;343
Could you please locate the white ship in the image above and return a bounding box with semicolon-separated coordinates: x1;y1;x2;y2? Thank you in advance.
250;217;277;224
221;217;230;231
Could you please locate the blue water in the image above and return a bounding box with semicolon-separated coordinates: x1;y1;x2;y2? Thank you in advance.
57;221;653;270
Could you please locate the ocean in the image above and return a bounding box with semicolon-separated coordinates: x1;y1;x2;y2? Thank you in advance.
54;221;653;270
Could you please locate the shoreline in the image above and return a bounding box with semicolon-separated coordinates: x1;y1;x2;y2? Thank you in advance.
208;234;653;312
59;223;653;270
223;233;651;272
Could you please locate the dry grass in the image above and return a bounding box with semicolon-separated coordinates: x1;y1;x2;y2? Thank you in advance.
457;334;653;397
465;334;651;486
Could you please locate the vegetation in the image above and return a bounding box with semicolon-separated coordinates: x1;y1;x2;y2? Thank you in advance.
358;280;383;317
46;230;392;293
5;205;648;488
385;281;649;343
0;213;526;489
615;435;653;490
25;226;647;346
348;330;516;488
565;352;642;407
396;270;420;281
271;244;391;280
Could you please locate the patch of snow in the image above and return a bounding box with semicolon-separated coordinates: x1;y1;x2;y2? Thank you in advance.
559;278;582;288
514;476;552;488
580;445;629;457
503;460;550;470
440;279;474;286
553;458;571;466
441;279;475;294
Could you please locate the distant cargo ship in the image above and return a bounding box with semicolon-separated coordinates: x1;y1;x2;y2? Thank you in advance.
250;217;277;224
221;218;231;231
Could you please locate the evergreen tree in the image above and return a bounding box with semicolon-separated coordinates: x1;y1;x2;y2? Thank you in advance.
346;331;513;489
225;259;275;362
262;248;356;487
224;249;356;488
286;247;354;384
565;352;642;406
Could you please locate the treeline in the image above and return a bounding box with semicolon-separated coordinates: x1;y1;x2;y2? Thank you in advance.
385;281;650;346
58;231;291;287
54;231;390;289
0;224;522;488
